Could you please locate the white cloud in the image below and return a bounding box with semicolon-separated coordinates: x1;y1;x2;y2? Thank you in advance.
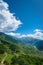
18;29;43;40
27;29;43;40
34;29;43;32
6;32;21;38
0;0;22;32
6;29;43;40
32;29;43;40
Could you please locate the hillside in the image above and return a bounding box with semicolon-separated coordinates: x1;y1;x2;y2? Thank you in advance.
0;32;43;65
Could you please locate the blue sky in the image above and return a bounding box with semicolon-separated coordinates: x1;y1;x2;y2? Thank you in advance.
0;0;43;34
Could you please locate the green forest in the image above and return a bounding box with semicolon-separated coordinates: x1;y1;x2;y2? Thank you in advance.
0;33;43;65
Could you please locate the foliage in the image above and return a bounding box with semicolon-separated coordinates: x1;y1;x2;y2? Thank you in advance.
0;32;43;65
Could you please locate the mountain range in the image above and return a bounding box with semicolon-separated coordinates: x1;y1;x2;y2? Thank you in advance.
0;32;43;52
0;32;43;65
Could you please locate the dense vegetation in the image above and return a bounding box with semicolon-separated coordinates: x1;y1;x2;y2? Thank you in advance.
0;33;43;65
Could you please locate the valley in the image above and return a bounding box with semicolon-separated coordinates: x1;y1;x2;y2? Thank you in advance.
0;32;43;65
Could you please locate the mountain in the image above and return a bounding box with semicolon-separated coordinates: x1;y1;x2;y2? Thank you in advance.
35;40;43;51
0;32;43;65
0;32;43;52
18;37;43;51
0;32;40;55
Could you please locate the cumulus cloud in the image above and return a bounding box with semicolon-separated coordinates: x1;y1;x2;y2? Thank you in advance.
34;29;43;32
6;29;43;40
27;29;43;40
0;0;22;32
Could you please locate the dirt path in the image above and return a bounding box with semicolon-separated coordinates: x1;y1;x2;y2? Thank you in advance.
1;53;7;65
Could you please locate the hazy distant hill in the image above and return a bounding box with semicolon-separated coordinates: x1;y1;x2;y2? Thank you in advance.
18;36;43;51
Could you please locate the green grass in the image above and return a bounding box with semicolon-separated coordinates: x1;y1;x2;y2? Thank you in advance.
0;53;5;62
5;54;13;64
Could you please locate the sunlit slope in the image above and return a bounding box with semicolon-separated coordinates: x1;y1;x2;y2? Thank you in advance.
0;32;43;65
